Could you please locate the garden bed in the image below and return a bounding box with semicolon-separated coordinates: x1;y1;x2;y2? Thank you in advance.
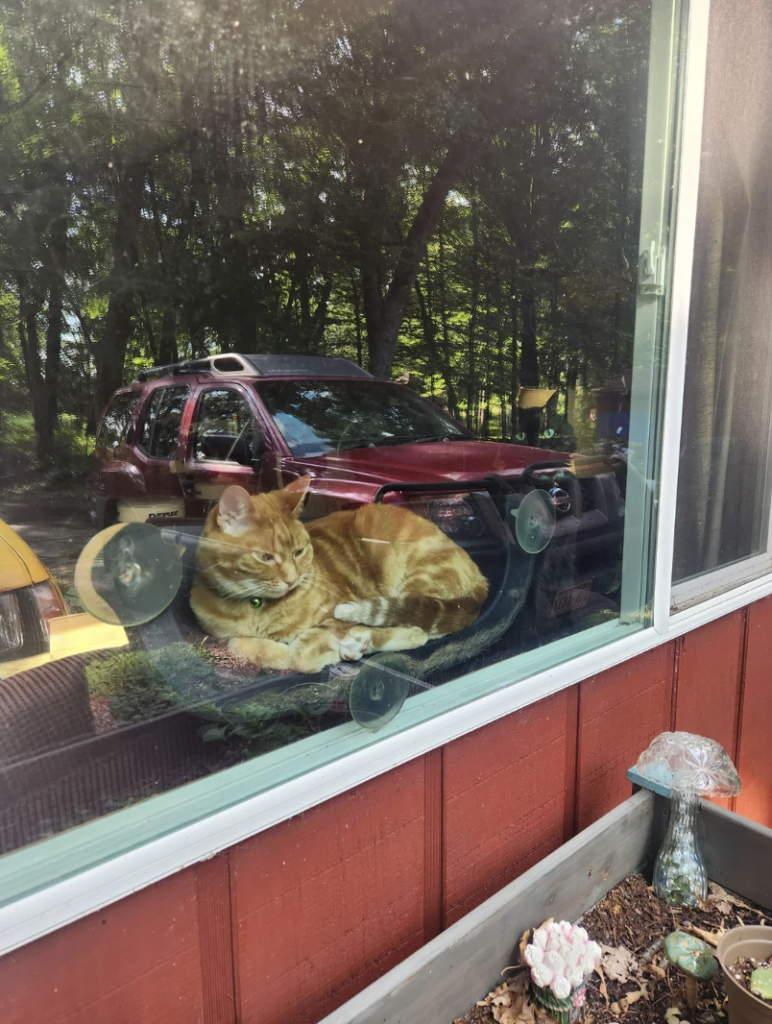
317;790;772;1024
461;872;769;1024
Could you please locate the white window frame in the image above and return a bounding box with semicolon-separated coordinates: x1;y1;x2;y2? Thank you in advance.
7;0;770;962
655;0;772;623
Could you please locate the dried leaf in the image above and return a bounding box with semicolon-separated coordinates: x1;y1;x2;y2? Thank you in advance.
646;962;667;978
501;1004;531;1024
596;963;610;1006
610;1002;622;1016
602;944;638;983
708;883;752;912
623;983;649;1007
514;999;538;1024
665;1008;684;1024
683;925;723;948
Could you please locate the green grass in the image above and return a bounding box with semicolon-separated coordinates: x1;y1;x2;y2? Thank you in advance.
0;412;92;486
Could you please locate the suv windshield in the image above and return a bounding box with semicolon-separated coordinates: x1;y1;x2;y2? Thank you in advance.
255;380;472;456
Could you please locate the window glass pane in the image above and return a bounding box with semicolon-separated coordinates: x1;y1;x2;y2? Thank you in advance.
0;0;687;874
258;380;471;456
194;389;257;464
95;391;139;452
672;0;772;595
139;386;189;459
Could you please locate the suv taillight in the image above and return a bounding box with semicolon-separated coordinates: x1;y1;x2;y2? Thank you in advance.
30;582;68;638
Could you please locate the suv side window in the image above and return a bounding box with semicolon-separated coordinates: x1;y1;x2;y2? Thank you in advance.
139;385;189;459
193;388;257;466
97;391;139;450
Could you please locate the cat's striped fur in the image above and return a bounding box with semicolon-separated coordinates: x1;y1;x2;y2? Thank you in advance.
190;477;488;673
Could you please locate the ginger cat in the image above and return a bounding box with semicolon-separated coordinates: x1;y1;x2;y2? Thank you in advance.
190;477;488;673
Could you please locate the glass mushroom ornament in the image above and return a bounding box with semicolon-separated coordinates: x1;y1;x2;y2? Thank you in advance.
524;921;602;1024
635;731;741;907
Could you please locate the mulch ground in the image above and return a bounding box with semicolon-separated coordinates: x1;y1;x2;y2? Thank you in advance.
455;874;770;1024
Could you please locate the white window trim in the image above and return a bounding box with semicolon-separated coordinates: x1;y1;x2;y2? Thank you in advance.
1;0;746;961
652;0;711;634
671;553;772;613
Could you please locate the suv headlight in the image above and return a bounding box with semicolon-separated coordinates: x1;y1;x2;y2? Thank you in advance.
30;581;67;639
0;593;23;655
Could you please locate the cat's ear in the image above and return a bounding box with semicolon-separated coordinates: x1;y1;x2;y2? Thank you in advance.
279;475;311;517
216;486;256;536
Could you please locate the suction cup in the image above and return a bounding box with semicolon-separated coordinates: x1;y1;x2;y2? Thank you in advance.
75;522;184;626
348;655;412;731
510;489;556;554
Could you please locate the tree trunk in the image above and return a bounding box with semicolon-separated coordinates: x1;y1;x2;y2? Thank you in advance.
41;207;67;457
97;158;147;416
510;268;520;437
519;280;539;387
466;193;480;429
367;137;476;378
438;229;461;419
415;276;458;416
351;278;364;367
148;167;178;366
312;276;333;341
16;274;46;453
519;280;540;445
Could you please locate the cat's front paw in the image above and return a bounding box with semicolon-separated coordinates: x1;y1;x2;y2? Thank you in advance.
227;637;289;669
339;627;373;661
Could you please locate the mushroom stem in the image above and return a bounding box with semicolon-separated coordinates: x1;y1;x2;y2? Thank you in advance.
684;975;698;1009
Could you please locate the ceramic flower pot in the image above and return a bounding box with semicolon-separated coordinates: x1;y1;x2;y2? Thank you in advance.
717;926;772;1024
530;980;587;1024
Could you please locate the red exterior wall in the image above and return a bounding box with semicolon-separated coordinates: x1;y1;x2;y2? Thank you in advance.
0;608;764;1024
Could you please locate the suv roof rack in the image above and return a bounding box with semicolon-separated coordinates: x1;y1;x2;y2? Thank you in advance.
135;353;373;382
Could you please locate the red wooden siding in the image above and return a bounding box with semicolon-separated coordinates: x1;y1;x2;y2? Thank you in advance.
1;609;770;1024
442;688;578;927
232;759;426;1024
674;611;745;759
735;597;772;825
674;611;747;810
0;866;205;1024
575;642;675;831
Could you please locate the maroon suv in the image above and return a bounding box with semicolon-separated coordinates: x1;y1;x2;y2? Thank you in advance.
91;354;625;628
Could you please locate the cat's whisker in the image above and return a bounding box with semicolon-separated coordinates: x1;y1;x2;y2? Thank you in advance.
300;575;345;601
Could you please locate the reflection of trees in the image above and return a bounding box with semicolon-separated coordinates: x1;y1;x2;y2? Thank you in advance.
0;0;649;454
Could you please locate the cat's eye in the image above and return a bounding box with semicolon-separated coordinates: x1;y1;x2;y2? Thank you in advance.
294;548;305;558
260;553;275;562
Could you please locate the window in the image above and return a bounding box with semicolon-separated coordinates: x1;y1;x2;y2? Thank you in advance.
194;389;258;465
0;0;693;896
257;380;471;456
138;386;189;460
671;0;772;610
96;391;139;451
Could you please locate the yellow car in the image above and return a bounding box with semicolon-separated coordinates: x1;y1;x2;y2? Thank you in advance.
0;518;128;679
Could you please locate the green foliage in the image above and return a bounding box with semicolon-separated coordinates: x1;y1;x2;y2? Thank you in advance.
0;0;651;456
197;678;351;755
85;642;348;752
86;643;218;725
